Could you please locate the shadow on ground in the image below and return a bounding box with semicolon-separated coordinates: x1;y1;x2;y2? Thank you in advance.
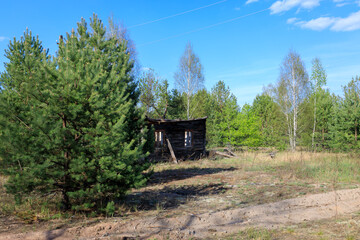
126;183;228;211
147;167;236;185
124;167;237;211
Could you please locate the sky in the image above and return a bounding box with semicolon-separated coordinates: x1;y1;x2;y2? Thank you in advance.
1;0;360;107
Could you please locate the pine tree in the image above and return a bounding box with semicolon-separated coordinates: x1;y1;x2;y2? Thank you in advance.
310;58;327;150
330;77;360;151
0;15;149;211
167;89;186;119
311;89;334;149
207;81;239;147
235;104;262;147
252;94;287;148
0;29;51;204
191;89;211;119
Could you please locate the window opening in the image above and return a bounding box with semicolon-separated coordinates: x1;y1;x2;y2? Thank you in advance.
185;131;192;147
155;131;165;147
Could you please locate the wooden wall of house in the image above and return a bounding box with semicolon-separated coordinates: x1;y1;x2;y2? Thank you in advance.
148;119;206;161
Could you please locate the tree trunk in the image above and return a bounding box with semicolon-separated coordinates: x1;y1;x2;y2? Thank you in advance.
292;68;297;152
312;96;316;150
187;51;191;120
62;116;71;210
355;121;358;143
285;112;292;150
187;93;190;120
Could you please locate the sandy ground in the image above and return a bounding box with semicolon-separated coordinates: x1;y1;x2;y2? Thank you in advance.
1;188;359;240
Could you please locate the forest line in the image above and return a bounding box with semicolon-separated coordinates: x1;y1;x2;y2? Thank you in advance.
140;44;359;152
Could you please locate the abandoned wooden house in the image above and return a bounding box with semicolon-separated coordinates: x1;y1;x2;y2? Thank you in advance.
146;117;207;162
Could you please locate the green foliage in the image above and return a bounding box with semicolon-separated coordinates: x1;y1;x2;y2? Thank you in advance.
137;48;359;152
207;81;239;147
105;201;116;217
310;89;337;150
270;50;310;151
297;96;313;147
233;227;276;240
328;77;360;151
311;58;327;91
0;15;149;211
166;89;186;119
206;81;262;147
310;58;328;150
252;94;287;148
235;104;262;147
191;89;212;119
139;69;170;119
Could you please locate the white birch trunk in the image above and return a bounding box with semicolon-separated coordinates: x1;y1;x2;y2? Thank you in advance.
292;65;297;151
312;96;316;150
187;50;191;120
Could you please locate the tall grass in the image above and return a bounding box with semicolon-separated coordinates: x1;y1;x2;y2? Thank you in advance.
0;174;67;222
239;151;360;184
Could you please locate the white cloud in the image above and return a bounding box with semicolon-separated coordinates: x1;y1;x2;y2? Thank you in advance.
333;0;360;7
0;36;9;42
299;17;336;30
270;0;321;14
287;10;360;31
287;17;299;24
331;10;360;31
245;0;259;4
333;0;352;7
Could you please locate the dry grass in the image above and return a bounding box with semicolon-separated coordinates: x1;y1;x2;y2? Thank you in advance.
0;150;360;237
124;151;360;220
226;212;360;240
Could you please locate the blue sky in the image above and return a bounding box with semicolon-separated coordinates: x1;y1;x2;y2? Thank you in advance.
1;0;360;107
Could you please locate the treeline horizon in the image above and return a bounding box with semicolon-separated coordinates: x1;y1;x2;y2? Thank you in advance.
140;45;360;152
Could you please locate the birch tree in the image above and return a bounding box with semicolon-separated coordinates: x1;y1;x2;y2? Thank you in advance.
139;69;169;119
272;50;309;151
107;15;140;77
174;42;204;119
310;58;327;150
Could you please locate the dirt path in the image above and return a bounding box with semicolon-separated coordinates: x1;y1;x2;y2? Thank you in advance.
1;188;360;239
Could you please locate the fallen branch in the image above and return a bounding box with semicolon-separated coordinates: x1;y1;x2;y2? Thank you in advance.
214;151;233;158
224;148;237;157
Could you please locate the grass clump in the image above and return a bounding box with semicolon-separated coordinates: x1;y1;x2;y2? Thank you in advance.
227;227;277;240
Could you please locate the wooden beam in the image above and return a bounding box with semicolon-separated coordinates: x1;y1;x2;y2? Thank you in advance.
166;138;178;164
225;148;237;157
214;151;233;158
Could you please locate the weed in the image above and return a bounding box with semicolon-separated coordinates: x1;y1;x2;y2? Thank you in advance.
346;235;356;240
105;201;115;218
156;202;164;213
231;227;276;240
